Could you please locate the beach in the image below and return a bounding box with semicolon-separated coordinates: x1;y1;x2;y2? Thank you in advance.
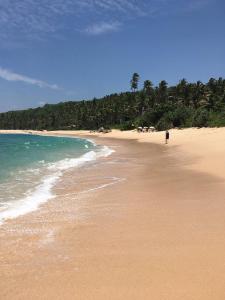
0;128;225;299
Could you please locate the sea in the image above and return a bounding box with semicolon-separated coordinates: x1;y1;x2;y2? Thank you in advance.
0;134;113;225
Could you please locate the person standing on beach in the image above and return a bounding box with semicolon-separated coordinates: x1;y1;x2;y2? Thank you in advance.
165;130;170;144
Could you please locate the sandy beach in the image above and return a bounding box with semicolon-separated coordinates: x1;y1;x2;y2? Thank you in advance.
0;128;225;299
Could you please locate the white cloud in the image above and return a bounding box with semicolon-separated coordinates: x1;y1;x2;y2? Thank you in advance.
39;101;46;107
84;21;121;35
0;0;149;42
0;67;60;90
0;0;212;42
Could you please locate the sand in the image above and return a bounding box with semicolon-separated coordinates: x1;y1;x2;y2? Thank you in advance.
46;127;225;177
0;128;225;299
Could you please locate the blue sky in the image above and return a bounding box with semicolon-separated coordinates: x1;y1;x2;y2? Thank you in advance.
0;0;224;112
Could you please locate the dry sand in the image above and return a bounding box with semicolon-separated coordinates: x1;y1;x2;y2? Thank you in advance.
46;127;225;179
0;128;225;299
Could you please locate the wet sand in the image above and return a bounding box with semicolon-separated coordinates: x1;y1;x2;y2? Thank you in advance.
0;129;225;299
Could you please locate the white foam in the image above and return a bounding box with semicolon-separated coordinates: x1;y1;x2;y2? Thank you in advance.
0;172;61;225
47;146;114;171
79;177;125;194
0;145;114;225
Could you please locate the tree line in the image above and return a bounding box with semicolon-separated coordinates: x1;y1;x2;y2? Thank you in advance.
0;74;224;131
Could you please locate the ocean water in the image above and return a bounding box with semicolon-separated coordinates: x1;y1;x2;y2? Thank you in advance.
0;134;113;224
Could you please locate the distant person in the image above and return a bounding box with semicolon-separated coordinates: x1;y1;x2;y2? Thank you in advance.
165;130;170;144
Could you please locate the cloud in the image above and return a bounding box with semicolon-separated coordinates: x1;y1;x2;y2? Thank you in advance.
84;21;121;35
0;0;212;43
39;101;46;107
0;0;149;42
0;67;60;90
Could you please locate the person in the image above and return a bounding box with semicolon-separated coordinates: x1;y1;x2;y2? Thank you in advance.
165;130;170;144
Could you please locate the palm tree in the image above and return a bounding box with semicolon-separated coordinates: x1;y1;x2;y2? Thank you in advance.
158;80;168;103
177;78;190;106
143;80;153;96
130;73;140;92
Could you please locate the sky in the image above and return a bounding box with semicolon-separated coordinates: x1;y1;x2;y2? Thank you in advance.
0;0;224;112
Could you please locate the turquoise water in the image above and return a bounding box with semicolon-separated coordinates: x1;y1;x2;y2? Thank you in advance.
0;134;93;182
0;134;112;224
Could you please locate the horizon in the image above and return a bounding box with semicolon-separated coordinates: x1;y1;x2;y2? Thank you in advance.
0;0;225;113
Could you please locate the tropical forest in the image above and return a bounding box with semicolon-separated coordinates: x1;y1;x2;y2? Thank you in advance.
0;74;225;131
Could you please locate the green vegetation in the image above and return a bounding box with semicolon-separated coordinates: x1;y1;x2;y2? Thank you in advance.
0;75;225;131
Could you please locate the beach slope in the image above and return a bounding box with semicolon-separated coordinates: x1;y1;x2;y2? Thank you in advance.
0;128;225;300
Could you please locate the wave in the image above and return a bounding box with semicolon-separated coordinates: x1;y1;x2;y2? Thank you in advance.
0;173;60;225
47;146;114;171
0;145;114;225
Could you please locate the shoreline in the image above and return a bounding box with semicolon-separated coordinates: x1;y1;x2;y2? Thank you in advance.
2;127;224;179
0;134;114;225
1;128;225;299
